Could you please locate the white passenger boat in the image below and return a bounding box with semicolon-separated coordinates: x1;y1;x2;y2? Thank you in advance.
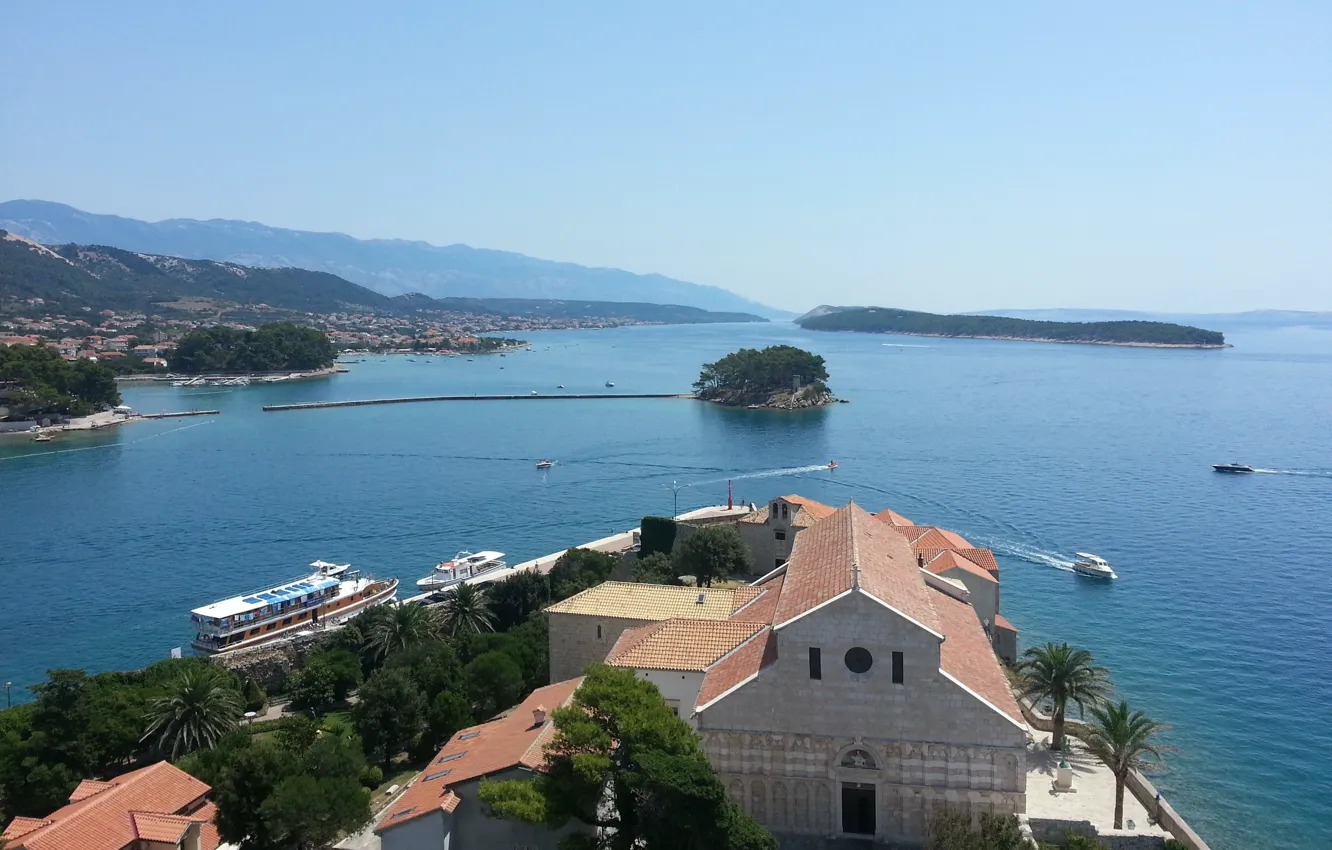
1071;552;1117;580
191;560;399;654
416;550;507;591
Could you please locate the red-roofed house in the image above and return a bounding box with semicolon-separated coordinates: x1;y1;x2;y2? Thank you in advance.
0;761;219;850
375;678;590;850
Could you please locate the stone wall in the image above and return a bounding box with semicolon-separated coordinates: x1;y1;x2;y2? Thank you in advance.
547;612;656;682
210;635;320;692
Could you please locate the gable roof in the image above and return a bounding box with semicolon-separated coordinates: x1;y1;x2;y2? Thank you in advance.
930;587;1024;724
773;503;941;636
544;581;744;621
1;762;214;850
376;677;583;833
605;618;767;672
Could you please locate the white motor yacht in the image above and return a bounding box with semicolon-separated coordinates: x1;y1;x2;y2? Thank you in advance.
416;550;507;591
1072;552;1117;580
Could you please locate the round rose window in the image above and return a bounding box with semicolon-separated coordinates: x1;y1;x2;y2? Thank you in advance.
845;647;872;674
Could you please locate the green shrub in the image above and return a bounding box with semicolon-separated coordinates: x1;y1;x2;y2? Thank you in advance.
359;764;384;789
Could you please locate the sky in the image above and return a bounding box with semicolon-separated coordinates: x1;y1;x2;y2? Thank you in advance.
3;1;1330;313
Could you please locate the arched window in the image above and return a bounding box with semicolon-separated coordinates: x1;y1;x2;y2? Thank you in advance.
841;748;877;769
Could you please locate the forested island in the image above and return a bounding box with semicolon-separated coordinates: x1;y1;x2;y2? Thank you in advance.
694;345;835;409
798;307;1227;348
171;322;336;374
0;344;120;418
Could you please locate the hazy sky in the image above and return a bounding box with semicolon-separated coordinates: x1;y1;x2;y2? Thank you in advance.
3;2;1330;312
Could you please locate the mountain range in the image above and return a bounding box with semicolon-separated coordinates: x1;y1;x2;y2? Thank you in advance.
0;200;787;319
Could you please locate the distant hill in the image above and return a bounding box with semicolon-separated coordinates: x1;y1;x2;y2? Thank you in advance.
798;306;1226;348
0;232;393;314
0;199;789;319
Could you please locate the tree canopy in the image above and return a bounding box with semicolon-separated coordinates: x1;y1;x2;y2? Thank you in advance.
799;307;1226;347
674;525;753;587
478;665;776;850
0;344;120;418
693;345;829;398
170;322;335;374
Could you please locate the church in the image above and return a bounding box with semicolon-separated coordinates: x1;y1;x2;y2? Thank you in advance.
546;499;1029;846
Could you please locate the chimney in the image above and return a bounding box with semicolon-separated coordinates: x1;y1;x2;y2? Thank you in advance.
916;553;925;568
532;705;547;726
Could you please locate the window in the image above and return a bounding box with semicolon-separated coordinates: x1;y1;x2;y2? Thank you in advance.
892;651;904;684
845;647;872;674
775;529;786;541
596;624;603;640
809;647;822;679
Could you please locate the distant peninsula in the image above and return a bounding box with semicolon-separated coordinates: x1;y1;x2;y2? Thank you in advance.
694;345;836;409
797;307;1227;348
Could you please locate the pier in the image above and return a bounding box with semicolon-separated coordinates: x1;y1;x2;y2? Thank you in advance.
262;393;695;412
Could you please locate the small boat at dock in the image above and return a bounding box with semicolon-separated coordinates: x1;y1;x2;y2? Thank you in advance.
190;560;398;654
1212;463;1255;473
416;551;507;592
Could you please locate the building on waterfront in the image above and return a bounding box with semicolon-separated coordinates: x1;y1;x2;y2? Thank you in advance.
548;501;1028;846
0;761;220;850
375;677;590;850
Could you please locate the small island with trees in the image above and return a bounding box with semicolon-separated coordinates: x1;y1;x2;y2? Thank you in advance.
693;345;836;409
798;307;1228;348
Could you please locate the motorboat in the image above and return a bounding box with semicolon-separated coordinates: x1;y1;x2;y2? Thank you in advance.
416;551;507;591
1071;553;1117;580
1212;463;1255;474
827;460;838;469
536;459;554;469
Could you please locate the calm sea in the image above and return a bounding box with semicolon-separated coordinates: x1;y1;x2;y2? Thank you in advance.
2;323;1330;849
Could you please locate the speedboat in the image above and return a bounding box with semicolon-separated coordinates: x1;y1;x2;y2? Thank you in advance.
536;459;554;469
1072;553;1117;580
1213;463;1255;473
827;460;838;469
416;551;507;591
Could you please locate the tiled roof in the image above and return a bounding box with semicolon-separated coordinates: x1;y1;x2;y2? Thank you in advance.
376;677;583;833
874;508;915;526
773;503;941;635
923;550;998;584
605;619;767;671
695;627;776;711
931;587;1023;723
729;574;783;624
2;762;212;850
544;581;745;621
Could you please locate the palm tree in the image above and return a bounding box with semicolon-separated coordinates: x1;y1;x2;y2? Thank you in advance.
1082;701;1175;829
367;602;441;661
142;668;243;758
1016;642;1111;750
438;582;495;636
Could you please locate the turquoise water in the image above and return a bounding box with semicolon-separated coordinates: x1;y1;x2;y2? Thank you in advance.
3;323;1331;849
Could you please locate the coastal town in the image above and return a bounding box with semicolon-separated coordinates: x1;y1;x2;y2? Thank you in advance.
0;494;1208;850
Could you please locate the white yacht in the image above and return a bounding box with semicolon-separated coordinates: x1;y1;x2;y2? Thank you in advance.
416;550;507;591
1071;553;1117;580
191;560;398;654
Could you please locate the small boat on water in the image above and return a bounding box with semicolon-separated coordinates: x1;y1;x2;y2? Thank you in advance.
1213;463;1255;473
1071;553;1117;580
191;560;398;654
416;551;507;592
826;460;838;469
536;459;554;469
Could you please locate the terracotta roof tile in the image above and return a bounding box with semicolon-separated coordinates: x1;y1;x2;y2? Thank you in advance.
605;619;766;671
3;762;211;850
376;677;583;833
874;508;915;526
695;627;776;710
773;503;940;635
544;582;744;620
931;588;1023;723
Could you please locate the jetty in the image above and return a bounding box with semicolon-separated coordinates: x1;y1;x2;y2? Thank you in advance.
263;393;695;412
